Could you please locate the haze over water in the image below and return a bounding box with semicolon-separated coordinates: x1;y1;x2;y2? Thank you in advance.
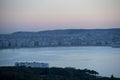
0;47;120;77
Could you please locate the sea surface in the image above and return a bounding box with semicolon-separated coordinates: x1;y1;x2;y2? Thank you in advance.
0;46;120;77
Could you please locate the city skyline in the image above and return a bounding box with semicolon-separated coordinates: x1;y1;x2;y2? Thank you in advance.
0;0;120;34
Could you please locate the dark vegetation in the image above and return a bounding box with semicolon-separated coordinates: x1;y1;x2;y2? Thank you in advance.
0;67;120;80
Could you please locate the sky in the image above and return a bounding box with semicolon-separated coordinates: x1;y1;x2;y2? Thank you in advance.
0;0;120;34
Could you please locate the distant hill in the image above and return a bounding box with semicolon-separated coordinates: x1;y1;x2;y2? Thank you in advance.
0;28;120;49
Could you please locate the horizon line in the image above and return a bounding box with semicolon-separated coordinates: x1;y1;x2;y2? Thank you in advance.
0;28;120;35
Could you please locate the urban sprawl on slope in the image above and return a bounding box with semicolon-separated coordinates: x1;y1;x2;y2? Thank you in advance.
0;29;120;49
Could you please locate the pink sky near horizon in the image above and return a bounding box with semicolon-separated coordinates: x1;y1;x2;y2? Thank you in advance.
0;0;120;34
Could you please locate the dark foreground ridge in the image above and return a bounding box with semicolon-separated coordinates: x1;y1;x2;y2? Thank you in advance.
0;66;120;80
0;28;120;49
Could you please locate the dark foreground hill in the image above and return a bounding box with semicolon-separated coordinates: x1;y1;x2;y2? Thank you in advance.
0;67;120;80
0;28;120;49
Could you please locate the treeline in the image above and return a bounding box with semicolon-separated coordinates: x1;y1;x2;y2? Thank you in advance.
0;28;120;49
0;67;120;80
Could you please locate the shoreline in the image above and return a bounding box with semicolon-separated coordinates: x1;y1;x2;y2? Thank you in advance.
0;45;114;50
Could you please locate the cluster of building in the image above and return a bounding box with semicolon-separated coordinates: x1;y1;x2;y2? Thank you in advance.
0;29;120;48
15;62;49;68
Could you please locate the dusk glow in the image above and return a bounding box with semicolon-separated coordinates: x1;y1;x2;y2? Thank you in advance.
0;0;120;34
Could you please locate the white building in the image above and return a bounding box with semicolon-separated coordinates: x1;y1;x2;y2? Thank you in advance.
15;62;49;68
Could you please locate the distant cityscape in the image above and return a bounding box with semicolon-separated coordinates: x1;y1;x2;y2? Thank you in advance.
0;28;120;49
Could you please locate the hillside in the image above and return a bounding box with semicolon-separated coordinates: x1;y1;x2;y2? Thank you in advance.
0;67;120;80
0;28;120;49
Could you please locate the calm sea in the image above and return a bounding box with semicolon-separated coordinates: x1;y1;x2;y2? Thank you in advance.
0;46;120;77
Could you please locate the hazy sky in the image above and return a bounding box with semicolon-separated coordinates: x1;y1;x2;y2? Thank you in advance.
0;0;120;33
